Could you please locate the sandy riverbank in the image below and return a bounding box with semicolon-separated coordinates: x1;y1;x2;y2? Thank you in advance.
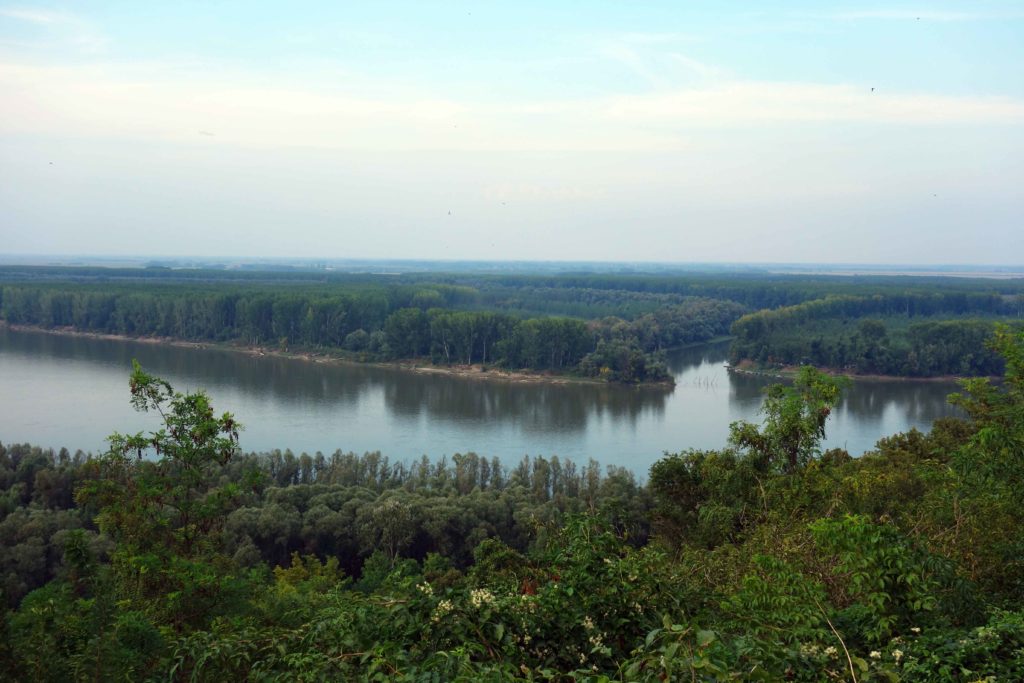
2;323;674;388
727;358;991;383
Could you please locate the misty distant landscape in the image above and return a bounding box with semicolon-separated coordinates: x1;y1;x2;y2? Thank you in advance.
2;2;1023;680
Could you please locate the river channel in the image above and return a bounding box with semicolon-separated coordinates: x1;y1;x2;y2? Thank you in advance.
0;327;963;475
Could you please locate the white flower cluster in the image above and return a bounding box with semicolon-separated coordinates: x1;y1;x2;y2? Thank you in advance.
892;649;904;662
432;599;453;623
515;594;538;613
582;615;606;648
469;588;495;608
869;650;881;659
799;643;820;657
824;646;838;658
416;582;433;596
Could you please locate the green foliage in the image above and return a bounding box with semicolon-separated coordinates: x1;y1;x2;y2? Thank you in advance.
621;621;732;682
950;325;1024;481
811;515;939;642
15;265;1018;381
650;368;848;556
727;555;827;644
0;276;747;383
272;552;344;594
896;609;1024;680
578;339;671;383
944;326;1024;601
730;366;849;472
75;361;256;629
730;294;1020;377
649;449;761;549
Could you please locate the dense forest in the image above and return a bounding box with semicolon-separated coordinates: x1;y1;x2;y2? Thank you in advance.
2;327;1023;680
0;277;748;384
3;265;1023;379
729;293;1024;376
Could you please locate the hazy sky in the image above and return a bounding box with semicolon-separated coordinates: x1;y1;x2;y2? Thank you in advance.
1;1;1022;264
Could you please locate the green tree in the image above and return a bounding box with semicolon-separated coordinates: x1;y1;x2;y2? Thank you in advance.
946;326;1024;600
729;366;848;472
76;361;256;628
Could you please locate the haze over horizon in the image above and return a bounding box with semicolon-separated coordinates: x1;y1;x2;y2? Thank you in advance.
2;1;1022;264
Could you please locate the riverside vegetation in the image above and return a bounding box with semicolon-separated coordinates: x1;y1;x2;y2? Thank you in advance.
0;267;756;385
2;326;1024;680
3;265;1024;380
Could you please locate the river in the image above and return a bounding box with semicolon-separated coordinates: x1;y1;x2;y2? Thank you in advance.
0;327;963;475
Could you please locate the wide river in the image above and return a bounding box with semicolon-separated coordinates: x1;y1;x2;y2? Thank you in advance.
0;327;963;475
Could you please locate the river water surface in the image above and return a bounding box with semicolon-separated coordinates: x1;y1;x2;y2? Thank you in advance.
0;327;963;475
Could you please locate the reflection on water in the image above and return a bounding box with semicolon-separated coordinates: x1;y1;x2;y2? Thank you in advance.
382;373;669;434
0;328;963;474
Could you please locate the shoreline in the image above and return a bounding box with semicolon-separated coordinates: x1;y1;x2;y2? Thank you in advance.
673;335;733;349
1;323;674;388
727;359;990;383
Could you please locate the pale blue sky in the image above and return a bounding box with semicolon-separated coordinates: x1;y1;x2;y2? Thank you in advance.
1;2;1022;263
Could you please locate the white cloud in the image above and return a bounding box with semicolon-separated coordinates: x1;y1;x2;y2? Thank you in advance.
598;43;669;89
667;53;724;80
595;32;722;89
0;7;72;24
1;62;1021;154
0;7;107;53
603;82;1024;125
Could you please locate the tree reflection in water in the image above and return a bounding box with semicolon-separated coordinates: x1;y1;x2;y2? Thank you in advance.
0;327;966;467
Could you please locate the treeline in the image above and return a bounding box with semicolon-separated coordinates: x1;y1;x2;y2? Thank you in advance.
581;299;745;382
0;283;469;345
5;264;1023;317
733;317;1015;376
473;285;700;319
593;298;746;351
0;267;740;320
0;443;646;607
4;332;1024;679
730;293;1023;376
0;284;744;382
465;272;1024;311
0;444;91;607
379;308;593;372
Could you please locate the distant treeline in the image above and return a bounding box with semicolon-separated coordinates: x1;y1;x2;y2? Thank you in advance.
6;266;1024;379
729;293;1024;375
440;272;1024;312
0;284;744;382
5;264;1024;314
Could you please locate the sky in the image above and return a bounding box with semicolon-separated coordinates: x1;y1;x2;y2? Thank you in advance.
0;1;1022;264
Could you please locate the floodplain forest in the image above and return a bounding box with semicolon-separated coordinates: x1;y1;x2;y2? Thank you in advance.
2;265;1023;380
